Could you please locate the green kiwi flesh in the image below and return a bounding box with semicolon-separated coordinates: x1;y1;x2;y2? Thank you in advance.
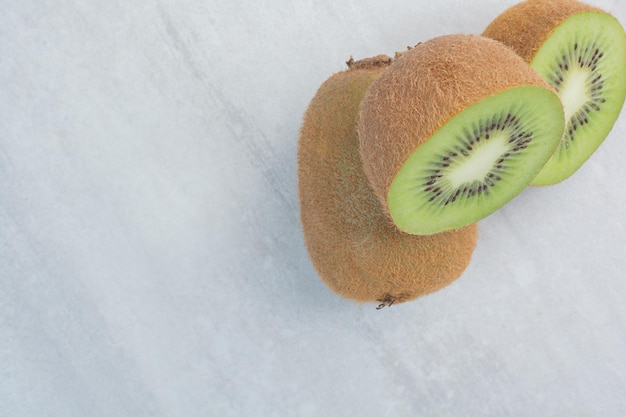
530;12;626;185
388;86;564;235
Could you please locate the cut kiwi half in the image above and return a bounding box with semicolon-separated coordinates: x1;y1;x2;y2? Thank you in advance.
358;35;565;236
298;57;477;305
483;0;626;186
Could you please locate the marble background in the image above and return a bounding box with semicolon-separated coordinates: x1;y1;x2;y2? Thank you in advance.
1;0;625;415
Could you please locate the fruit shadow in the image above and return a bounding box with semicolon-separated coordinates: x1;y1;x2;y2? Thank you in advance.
241;130;347;314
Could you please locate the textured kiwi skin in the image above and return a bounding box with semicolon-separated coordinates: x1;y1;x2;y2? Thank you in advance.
298;65;477;304
482;0;601;63
358;35;556;224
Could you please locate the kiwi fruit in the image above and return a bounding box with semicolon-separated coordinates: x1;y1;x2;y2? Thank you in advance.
298;57;477;305
358;34;565;236
483;0;626;185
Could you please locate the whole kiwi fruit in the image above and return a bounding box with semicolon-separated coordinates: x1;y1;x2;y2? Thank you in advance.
298;57;478;306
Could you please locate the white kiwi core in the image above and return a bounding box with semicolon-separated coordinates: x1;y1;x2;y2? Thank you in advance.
560;67;592;122
447;131;513;189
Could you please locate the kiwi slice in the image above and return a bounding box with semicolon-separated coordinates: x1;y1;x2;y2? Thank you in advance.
298;58;477;305
358;35;565;236
483;0;626;185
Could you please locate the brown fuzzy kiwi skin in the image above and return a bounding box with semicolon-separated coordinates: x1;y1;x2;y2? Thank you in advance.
298;59;478;305
357;35;555;216
482;0;602;63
